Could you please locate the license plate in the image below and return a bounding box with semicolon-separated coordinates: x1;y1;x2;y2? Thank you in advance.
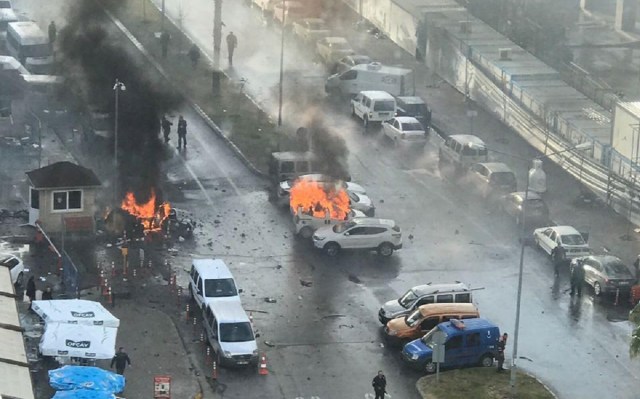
236;361;248;365
618;281;630;285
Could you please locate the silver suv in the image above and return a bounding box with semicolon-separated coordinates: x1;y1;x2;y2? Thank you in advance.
312;218;402;257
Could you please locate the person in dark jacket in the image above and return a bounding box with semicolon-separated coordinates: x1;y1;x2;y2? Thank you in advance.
551;245;566;277
188;44;201;68
26;276;36;309
177;115;187;149
161;115;173;143
570;259;585;296
496;332;508;371
372;370;386;399
110;347;131;375
226;32;237;66
42;286;53;300
48;21;57;46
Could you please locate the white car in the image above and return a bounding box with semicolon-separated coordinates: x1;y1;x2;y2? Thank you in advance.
292;18;330;44
533;226;590;260
316;37;355;66
278;174;367;207
348;191;375;217
295;208;366;238
0;253;24;286
382;117;428;147
312;218;402;257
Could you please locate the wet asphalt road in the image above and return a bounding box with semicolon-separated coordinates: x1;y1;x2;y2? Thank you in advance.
12;0;640;397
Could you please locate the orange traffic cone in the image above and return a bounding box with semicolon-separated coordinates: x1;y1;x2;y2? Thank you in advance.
212;359;218;380
258;353;268;375
107;286;113;305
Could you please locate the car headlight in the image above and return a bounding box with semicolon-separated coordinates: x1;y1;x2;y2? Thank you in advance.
313;235;325;241
223;351;232;358
411;353;419;360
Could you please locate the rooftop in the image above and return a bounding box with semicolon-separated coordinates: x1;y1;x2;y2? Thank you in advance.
26;161;101;189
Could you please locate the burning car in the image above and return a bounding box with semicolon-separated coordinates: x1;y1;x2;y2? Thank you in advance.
295;208;366;239
278;173;367;208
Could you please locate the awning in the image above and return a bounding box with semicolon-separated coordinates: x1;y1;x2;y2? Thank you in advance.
32;299;120;328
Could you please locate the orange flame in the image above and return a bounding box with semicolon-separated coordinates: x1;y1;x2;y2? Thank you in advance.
120;189;171;231
290;179;350;220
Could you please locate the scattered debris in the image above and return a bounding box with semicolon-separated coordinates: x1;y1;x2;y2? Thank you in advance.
322;314;346;319
264;341;275;347
300;279;312;287
264;297;277;303
339;324;354;329
408;234;414;240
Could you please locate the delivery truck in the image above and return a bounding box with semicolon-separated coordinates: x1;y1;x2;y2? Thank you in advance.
325;62;413;97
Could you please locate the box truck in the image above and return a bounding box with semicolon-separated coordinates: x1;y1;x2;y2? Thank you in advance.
325;62;413;97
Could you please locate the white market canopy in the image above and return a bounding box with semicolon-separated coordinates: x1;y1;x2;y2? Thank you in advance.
39;322;117;359
32;299;120;328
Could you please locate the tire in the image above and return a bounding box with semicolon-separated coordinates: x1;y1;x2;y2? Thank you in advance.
425;361;436;374
594;282;602;296
479;354;494;368
378;243;394;257
299;226;314;239
15;272;23;287
324;242;340;257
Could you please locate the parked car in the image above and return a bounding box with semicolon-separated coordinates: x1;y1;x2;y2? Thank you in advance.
348;191;375;217
378;282;473;324
382;116;427;147
188;258;242;310
292;18;330;44
401;318;500;373
316;36;355;66
278;173;366;207
438;134;488;178
295;208;366;239
465;163;516;201
202;301;259;367
533;226;590;261
312;218;402;257
571;255;636;296
351;90;396;128
500;191;549;227
334;54;372;74
395;96;431;129
0;253;24;286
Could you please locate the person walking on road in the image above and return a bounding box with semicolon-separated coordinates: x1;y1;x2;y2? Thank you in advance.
161;115;173;144
496;332;508;372
551;245;566;277
372;370;387;399
26;276;36;310
570;258;585;297
226;32;238;66
48;21;57;47
110;347;131;375
177;115;187;149
188;44;201;68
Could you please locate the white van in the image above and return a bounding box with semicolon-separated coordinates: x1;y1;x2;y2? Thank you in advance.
202;301;259;367
6;21;53;74
351;90;396;127
188;258;241;310
325;62;413;97
0;7;18;41
438;134;489;177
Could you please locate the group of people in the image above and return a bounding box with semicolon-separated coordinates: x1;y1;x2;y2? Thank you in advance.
159;29;238;67
25;276;53;309
161;115;188;149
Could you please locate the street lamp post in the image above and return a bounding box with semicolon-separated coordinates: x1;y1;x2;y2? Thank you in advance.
509;141;592;394
113;79;126;204
277;0;285;126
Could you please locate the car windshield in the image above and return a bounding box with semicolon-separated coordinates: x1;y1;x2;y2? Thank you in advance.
490;172;515;185
373;100;395;112
560;234;585;246
0;256;14;265
220;322;254;343
333;221;356;233
402;103;427;116
461;144;487;156
406;309;422;327
0;1;11;8
420;328;441;349
204;278;238;297
604;261;632;277
401;122;423;131
348;191;359;202
398;289;418;308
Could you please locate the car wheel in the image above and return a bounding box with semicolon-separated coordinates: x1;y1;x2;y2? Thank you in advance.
324;242;340;257
425;361;436;374
15;272;23;287
378;243;394;257
479;354;494;368
299;226;314;239
594;282;602;296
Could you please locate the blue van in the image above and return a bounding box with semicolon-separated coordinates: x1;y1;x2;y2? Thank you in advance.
401;318;500;373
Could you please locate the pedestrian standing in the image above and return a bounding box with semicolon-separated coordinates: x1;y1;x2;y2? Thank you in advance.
551;245;566;277
48;21;57;47
496;332;508;372
226;31;238;66
160;31;170;58
570;259;585;296
371;370;386;399
26;276;36;310
177;115;187;149
161;115;173;144
42;286;53;300
188;44;201;68
110;347;131;375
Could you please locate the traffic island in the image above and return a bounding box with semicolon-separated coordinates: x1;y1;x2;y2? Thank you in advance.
416;368;555;399
105;0;296;173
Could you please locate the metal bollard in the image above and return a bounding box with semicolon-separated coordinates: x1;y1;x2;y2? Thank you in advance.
111;261;116;277
192;316;197;334
176;286;183;306
206;346;212;363
133;269;137;278
186;304;190;323
200;332;205;343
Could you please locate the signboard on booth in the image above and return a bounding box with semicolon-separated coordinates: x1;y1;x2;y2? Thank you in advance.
154;375;171;398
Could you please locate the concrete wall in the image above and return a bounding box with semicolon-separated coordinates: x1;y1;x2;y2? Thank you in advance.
37;188;97;233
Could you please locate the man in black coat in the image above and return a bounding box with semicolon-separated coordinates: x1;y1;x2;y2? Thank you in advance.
496;332;508;371
570;259;585;296
372;370;386;399
111;347;131;375
161;115;173;143
177;115;187;149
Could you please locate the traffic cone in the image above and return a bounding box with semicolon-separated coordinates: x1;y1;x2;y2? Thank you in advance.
107;286;113;305
249;311;254;325
102;279;109;296
258;353;268;375
111;261;116;277
212;359;218;380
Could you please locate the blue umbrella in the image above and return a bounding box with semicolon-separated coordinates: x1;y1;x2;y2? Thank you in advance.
48;365;125;392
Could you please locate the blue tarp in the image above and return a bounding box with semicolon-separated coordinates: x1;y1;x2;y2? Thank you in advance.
52;390;116;399
48;366;125;392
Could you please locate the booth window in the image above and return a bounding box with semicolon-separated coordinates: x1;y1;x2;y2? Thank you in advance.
52;190;83;212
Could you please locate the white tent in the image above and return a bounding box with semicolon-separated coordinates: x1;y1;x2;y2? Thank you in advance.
39;323;117;359
32;299;120;328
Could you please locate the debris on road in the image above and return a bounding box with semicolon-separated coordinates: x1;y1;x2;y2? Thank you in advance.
264;297;277;303
300;279;312;287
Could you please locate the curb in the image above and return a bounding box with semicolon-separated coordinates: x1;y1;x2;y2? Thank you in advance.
101;4;269;180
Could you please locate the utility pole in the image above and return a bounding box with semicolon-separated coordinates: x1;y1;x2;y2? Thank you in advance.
213;0;222;69
161;0;166;31
277;0;285;126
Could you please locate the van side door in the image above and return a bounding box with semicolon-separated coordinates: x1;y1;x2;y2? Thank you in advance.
443;334;464;367
461;331;482;365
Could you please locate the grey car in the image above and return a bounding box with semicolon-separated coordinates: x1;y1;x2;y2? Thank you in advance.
571;255;636;296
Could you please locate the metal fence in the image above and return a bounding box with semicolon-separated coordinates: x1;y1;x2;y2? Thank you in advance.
61;250;80;298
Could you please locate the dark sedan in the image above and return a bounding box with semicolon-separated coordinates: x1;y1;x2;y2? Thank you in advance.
571;255;637;296
500;191;549;227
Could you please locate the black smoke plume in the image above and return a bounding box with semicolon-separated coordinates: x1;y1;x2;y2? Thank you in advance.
305;116;350;180
58;0;180;203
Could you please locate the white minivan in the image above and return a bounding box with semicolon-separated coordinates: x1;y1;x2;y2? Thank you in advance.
325;62;413;97
6;21;53;74
351;90;396;128
202;301;259;367
188;258;241;310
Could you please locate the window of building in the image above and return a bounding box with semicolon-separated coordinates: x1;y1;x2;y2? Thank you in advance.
52;190;83;212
